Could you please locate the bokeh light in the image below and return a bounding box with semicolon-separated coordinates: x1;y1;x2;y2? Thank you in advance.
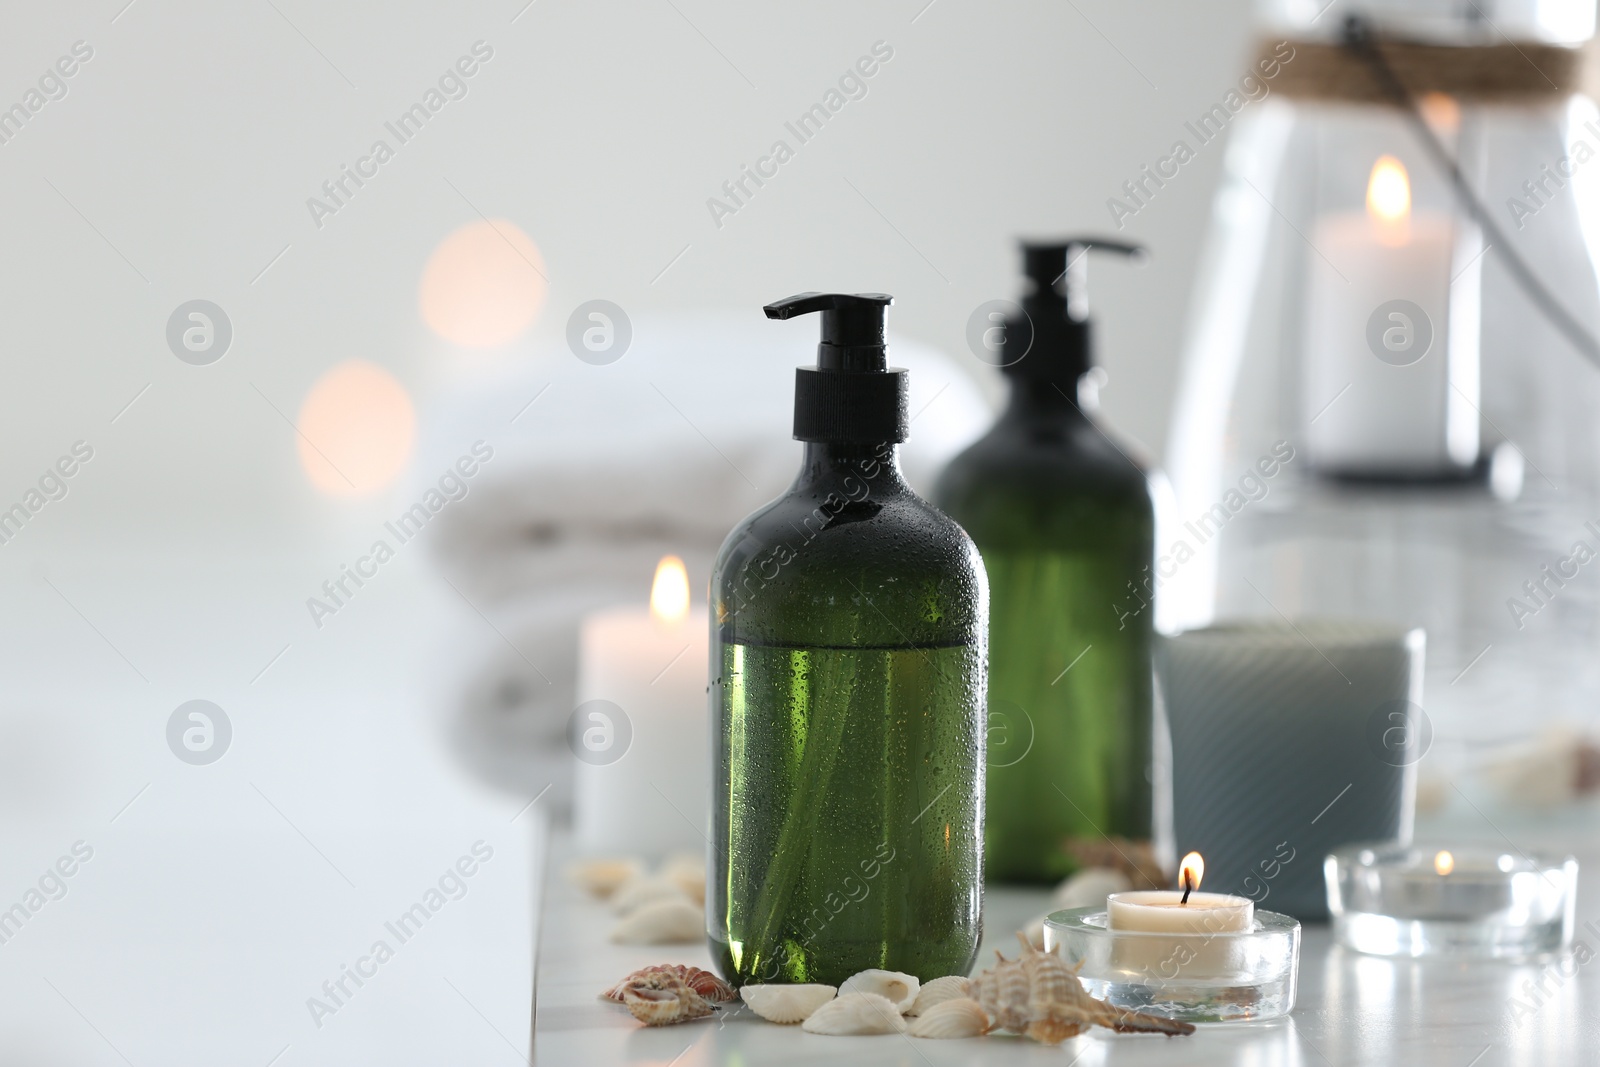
419;218;548;347
296;360;416;496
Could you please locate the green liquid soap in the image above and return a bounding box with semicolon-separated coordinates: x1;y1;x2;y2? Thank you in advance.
935;240;1156;884
709;292;988;985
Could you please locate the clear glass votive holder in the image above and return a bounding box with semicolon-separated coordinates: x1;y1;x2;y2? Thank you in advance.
1043;907;1301;1023
1325;842;1578;960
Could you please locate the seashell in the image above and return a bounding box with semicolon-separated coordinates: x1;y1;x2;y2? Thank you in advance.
907;997;990;1039
601;965;736;1004
660;852;708;906
1480;725;1600;809
740;983;836;1023
609;898;702;945
565;857;643;899
969;933;1195;1044
907;975;970;1016
970;942;1033;1035
801;992;907;1035
617;970;714;1026
611;874;690;915
1049;867;1132;912
837;969;920;1013
1062;837;1167;890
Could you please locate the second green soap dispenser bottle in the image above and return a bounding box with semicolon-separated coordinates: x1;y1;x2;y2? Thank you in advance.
934;240;1155;884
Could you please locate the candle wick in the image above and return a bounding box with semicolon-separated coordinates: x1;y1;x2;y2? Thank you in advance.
1180;873;1193;905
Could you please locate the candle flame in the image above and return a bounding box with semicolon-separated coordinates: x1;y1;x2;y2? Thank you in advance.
650;555;691;623
1179;852;1204;901
1367;155;1412;225
1434;849;1455;877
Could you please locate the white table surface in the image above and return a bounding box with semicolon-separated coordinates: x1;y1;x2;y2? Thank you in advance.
535;828;1600;1066
16;554;1600;1065
0;552;540;1066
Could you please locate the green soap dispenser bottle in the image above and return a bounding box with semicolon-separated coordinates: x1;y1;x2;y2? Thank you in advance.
710;292;988;986
934;240;1155;884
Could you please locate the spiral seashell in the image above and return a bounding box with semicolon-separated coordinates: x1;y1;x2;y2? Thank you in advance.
907;975;971;1016
608;898;702;944
610;874;690;915
1018;936;1089;1044
619;971;714;1027
970;949;1032;1034
740;983;836;1023
601;965;736;1004
837;968;920;1013
969;933;1195;1044
565;857;643;899
907;997;990;1039
801;992;907;1035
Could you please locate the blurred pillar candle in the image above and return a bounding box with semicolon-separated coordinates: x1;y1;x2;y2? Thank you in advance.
1302;155;1479;476
573;556;710;856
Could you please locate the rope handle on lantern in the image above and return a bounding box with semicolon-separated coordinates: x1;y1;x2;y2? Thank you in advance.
1340;14;1600;370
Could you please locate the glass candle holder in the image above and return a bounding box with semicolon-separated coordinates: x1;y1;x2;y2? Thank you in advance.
1163;0;1600;813
1044;907;1301;1023
1325;842;1577;959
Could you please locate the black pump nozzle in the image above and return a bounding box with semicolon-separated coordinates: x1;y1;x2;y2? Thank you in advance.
764;292;893;372
1023;238;1144;320
1007;238;1145;382
765;291;908;444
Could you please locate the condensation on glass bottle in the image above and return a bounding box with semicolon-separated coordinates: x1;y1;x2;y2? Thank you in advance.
709;293;987;986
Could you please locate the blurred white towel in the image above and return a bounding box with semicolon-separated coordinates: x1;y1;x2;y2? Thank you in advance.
417;310;993;799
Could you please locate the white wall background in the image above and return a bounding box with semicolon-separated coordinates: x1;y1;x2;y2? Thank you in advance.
0;0;1256;552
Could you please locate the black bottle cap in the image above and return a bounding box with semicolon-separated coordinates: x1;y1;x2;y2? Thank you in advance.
1004;238;1145;382
765;292;908;444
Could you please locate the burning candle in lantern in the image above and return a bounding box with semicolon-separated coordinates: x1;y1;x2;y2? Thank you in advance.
1302;152;1480;476
572;555;711;856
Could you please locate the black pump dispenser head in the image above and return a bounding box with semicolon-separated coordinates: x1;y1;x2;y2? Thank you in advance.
1007;238;1144;383
765;292;908;444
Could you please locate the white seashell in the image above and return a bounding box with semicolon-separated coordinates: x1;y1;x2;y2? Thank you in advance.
838;969;920;1013
907;997;990;1039
660;852;707;906
609;898;702;945
1049;867;1132;912
611;874;690;915
565;857;643;899
907;975;970;1016
740;983;836;1024
801;992;907;1035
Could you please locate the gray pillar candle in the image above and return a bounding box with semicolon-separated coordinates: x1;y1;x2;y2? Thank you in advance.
1160;621;1424;920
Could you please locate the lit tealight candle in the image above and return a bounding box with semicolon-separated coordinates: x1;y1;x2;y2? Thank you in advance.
1108;852;1255;934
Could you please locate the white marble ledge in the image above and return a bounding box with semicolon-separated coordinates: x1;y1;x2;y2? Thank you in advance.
534;835;1600;1067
